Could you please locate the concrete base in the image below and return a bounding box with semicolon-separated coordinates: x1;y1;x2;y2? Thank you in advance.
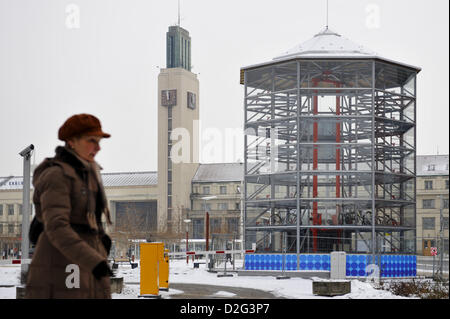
312;280;351;297
276;276;291;280
138;294;162;299
110;277;124;294
237;270;329;279
16;286;26;299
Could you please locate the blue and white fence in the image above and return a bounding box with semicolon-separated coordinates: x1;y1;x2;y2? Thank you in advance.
244;253;416;278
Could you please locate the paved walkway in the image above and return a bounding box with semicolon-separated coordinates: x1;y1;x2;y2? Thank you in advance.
168;283;283;299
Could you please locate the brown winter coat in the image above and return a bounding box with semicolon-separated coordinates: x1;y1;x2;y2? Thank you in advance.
25;146;112;299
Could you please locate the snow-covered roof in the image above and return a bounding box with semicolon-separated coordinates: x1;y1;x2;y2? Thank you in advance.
0;171;157;190
274;27;377;60
242;27;421;72
101;172;157;187
192;163;244;183
417;155;449;176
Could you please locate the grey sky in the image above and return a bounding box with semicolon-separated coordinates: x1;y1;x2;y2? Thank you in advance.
0;0;448;177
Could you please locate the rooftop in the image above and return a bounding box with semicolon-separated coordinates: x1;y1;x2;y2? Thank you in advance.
192;163;245;183
0;171;157;190
417;155;449;176
242;27;421;72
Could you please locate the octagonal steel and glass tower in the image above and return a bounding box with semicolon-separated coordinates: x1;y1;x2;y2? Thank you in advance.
241;28;420;259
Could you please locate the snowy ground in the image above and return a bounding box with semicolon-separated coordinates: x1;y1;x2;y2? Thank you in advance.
0;259;415;299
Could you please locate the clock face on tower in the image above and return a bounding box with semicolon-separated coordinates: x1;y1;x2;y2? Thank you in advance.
187;92;196;110
161;89;177;107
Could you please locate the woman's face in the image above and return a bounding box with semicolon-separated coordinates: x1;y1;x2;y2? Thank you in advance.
68;135;102;162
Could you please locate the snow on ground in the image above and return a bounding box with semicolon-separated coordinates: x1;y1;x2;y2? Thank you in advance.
0;259;413;299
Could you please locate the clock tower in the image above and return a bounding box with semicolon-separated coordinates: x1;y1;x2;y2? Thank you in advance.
157;25;199;234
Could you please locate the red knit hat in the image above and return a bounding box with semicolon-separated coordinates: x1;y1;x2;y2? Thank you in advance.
58;114;111;141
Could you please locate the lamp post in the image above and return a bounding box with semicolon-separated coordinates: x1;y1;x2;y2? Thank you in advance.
184;219;191;264
201;196;216;270
19;144;34;285
201;196;217;251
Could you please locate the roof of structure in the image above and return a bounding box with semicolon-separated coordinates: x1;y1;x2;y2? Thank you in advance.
274;27;377;60
417;155;449;176
242;27;421;71
0;171;157;190
192;163;245;183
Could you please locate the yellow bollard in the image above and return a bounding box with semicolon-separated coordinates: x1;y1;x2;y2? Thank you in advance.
159;248;170;291
139;242;164;298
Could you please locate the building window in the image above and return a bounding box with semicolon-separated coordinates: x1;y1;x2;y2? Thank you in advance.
220;186;227;195
210;218;222;233
443;217;449;230
446;180;449;190
192;218;204;239
422;217;435;230
423;199;435;209
201;203;211;211
443;199;449;209
424;181;433;190
18;205;22;215
235;202;240;210
0;204;3;216
0;224;2;234
227;218;239;234
8;224;14;234
218;203;228;210
203;186;210;195
427;164;435;171
8;205;14;215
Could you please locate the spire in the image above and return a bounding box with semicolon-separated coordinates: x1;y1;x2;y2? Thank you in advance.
178;0;181;27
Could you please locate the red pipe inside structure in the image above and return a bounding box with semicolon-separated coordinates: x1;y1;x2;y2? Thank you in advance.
311;77;342;252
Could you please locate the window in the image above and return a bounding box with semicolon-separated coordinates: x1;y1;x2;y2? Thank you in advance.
0;224;2;234
18;205;22;215
220;186;227;195
443;199;449;209
218;203;228;210
423;199;435;209
0;204;3;216
203;186;210;195
226;218;239;234
422;217;435;230
8;205;14;215
192;219;204;239
235;202;240;210
210;218;222;233
424;181;433;190
201;203;211;211
446;180;449;190
8;224;14;234
443;217;449;230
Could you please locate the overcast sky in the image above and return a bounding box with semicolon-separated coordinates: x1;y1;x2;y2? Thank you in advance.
0;0;448;177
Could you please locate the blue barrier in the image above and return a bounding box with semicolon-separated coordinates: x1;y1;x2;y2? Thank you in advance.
244;253;416;277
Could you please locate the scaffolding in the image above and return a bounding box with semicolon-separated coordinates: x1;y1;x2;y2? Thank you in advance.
241;58;419;261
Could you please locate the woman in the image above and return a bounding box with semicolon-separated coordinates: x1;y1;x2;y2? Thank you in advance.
26;113;114;299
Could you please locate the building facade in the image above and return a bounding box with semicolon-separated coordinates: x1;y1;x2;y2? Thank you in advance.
416;155;449;256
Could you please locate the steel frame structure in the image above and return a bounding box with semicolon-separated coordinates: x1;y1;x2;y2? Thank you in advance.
242;59;418;263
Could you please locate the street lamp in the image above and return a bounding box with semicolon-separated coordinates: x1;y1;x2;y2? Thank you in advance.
183;219;191;264
19;144;34;285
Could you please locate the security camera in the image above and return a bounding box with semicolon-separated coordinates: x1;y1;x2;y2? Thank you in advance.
19;144;34;157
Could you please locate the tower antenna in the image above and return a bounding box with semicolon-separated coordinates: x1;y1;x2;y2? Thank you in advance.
326;0;329;29
178;0;181;26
